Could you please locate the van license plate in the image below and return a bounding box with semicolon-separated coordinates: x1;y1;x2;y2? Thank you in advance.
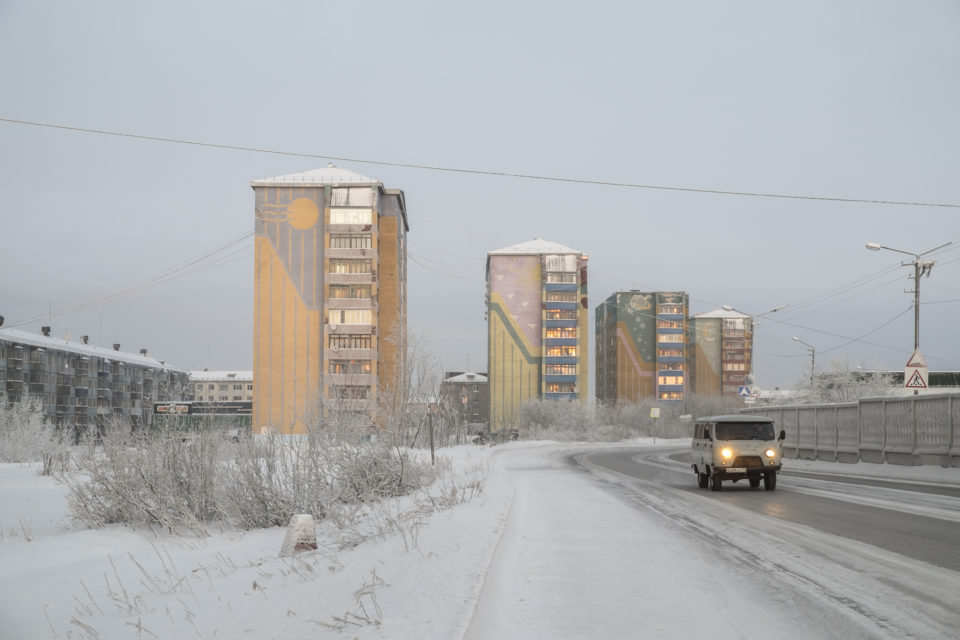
727;468;745;473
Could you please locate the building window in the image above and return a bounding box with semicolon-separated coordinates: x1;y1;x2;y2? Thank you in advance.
657;333;684;343
661;363;683;371
329;334;373;349
329;309;372;325
546;345;576;356
330;284;372;299
545;328;577;339
658;375;684;385
545;273;577;283
723;362;747;371
657;305;683;315
659;391;683;400
330;187;374;207
233;395;242;401
328;359;372;375
247;384;253;391
329;208;373;224
658;348;683;358
219;395;228;401
329;259;372;274
546;291;577;302
219;384;228;391
545;364;576;375
330;233;372;249
233;384;242;390
208;384;215;390
656;320;683;329
327;385;370;400
544;254;577;271
546;309;577;320
546;383;576;393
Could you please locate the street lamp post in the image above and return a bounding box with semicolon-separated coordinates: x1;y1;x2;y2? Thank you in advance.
866;241;951;395
722;304;787;386
792;336;815;384
865;241;951;353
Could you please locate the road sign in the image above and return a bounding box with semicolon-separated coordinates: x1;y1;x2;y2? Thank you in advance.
650;407;661;418
738;386;751;399
904;350;929;390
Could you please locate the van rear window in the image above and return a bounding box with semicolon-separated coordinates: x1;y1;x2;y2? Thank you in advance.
715;422;775;441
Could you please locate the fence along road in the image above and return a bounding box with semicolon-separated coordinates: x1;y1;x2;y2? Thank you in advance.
741;393;960;466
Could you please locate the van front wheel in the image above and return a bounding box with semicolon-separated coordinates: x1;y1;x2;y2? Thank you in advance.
711;474;722;491
764;472;777;491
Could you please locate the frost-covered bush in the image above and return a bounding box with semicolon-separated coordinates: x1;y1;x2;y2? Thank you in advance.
61;418;440;534
0;394;70;472
62;419;223;533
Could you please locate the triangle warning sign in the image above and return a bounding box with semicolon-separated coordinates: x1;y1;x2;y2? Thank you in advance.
906;350;927;368
905;369;927;389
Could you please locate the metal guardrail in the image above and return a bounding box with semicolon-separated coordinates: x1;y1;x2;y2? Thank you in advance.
742;393;960;467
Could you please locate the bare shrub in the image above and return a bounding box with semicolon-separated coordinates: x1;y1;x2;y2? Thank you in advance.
0;394;57;464
62;418;222;534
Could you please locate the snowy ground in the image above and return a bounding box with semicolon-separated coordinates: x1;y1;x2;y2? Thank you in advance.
1;439;958;639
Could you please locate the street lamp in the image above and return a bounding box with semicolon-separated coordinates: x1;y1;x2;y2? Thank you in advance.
792;336;815;384
722;304;788;385
865;241;951;353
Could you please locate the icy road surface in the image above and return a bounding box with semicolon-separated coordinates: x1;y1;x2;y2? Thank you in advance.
465;444;960;640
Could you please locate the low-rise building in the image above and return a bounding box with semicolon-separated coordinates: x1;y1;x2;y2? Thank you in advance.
0;327;188;430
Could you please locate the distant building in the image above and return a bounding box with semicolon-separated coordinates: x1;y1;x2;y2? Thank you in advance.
595;291;690;403
690;308;754;399
486;239;588;430
439;371;489;427
188;370;253;403
251;165;408;434
0;327;188;430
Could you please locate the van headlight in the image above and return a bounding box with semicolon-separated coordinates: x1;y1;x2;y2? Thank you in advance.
764;448;776;458
721;448;733;459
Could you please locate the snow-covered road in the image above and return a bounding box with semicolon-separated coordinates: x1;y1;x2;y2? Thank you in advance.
3;439;959;639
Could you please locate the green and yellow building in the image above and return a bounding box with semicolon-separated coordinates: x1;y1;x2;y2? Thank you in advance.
486;239;589;431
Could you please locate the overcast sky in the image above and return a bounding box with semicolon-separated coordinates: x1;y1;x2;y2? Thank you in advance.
1;1;958;392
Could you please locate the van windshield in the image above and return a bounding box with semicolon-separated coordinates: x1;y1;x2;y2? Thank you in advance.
714;422;775;441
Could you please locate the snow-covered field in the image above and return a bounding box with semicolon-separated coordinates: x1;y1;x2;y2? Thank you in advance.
2;439;958;639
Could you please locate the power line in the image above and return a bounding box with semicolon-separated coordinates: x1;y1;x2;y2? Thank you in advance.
3;116;959;209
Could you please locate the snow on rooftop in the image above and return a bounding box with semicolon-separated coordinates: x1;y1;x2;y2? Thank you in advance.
444;371;488;383
0;328;186;372
693;308;751;319
488;238;583;256
250;163;380;187
189;370;253;382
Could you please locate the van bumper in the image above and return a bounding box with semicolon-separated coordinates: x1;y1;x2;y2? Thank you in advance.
714;465;781;480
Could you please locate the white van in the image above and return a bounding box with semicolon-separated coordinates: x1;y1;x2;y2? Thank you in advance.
691;415;785;491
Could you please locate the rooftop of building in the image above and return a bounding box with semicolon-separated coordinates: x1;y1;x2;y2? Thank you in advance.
0;328;187;373
443;371;488;383
692;308;751;319
189;370;254;382
250;163;380;187
488;238;583;256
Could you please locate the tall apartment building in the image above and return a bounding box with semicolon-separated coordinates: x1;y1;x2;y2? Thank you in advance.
251;165;408;434
690;309;754;398
0;327;188;430
486;239;588;431
595;291;690;403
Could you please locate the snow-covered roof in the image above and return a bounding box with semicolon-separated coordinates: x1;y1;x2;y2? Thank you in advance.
488;238;583;256
189;370;253;382
0;328;187;373
444;371;488;383
251;163;380;187
693;308;751;319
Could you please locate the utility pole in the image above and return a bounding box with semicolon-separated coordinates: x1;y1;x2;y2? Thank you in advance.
866;241;951;395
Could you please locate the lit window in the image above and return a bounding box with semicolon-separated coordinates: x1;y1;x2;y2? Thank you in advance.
329;208;373;224
546;345;576;356
329;259;372;274
330;310;372;325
